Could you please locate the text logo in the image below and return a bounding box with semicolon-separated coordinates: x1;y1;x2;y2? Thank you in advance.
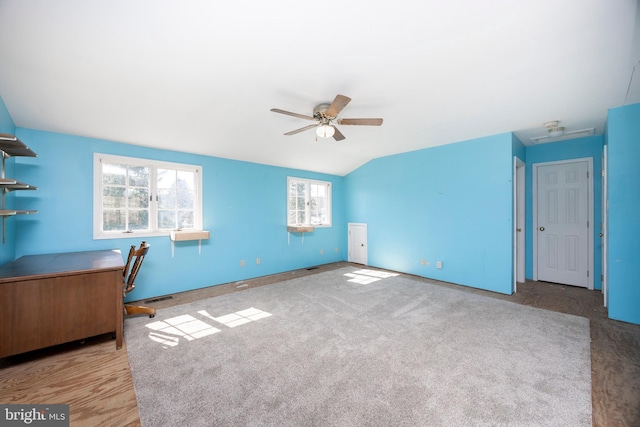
0;405;69;426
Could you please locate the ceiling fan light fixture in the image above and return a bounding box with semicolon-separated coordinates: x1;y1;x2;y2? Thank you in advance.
316;124;335;139
529;121;595;144
544;120;565;137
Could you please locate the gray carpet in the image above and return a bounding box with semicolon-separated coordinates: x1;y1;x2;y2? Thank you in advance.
125;267;592;426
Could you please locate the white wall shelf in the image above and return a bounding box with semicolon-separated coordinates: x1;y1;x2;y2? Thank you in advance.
169;230;210;257
170;230;210;241
287;226;314;233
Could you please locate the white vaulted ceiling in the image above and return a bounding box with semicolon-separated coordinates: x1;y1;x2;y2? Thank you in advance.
0;0;638;175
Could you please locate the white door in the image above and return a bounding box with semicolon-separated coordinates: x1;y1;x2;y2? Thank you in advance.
535;160;590;288
602;146;608;306
348;223;367;265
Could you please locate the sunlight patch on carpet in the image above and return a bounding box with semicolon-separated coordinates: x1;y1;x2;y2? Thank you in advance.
345;269;399;284
146;315;221;347
141;307;273;348
199;307;272;328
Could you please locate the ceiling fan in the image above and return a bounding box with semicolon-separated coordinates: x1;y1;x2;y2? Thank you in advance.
271;94;383;141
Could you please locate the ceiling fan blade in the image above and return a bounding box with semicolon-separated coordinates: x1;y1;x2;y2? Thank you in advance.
337;118;383;126
284;123;318;136
271;108;315;121
325;94;351;118
332;126;346;141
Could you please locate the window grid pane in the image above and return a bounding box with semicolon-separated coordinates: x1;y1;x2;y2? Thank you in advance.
156;169;196;230
96;155;201;237
287;178;331;227
103;209;126;231
102;163;150;232
288;179;307;226
158;209;177;229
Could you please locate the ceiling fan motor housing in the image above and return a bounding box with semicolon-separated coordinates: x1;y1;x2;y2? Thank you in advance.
544;120;565;137
313;103;333;119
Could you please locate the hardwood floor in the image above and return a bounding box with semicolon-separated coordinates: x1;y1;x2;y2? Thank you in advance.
1;262;639;426
0;334;140;426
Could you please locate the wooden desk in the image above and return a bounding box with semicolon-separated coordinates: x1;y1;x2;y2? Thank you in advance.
0;249;124;358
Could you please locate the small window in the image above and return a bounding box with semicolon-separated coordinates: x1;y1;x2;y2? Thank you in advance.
287;177;332;227
94;153;202;239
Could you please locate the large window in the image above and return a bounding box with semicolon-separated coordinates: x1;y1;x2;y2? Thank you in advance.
94;153;202;239
287;177;332;227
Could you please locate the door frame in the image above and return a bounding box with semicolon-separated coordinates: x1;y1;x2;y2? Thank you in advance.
602;145;608;307
532;157;594;290
513;157;525;292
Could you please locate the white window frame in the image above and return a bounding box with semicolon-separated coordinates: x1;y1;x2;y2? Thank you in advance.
287;176;332;228
93;153;203;239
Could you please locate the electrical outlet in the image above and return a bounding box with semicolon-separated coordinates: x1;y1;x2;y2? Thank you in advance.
256;257;260;265
420;258;426;265
436;261;442;269
335;247;339;253
240;259;245;267
320;249;324;255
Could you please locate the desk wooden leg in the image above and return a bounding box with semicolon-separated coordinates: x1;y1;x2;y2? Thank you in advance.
116;294;123;350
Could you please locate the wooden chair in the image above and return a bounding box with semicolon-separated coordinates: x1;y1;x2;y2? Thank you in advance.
123;241;156;318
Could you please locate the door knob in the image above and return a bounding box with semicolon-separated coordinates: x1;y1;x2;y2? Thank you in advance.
599;233;604;237
539;227;545;231
361;244;364;247
516;228;522;232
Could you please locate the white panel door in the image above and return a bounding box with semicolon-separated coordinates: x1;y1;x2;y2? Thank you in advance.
515;158;525;285
348;223;367;265
536;161;589;287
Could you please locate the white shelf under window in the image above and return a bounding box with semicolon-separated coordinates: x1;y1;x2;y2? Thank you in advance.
287;226;315;233
287;225;314;245
170;230;210;241
169;230;210;257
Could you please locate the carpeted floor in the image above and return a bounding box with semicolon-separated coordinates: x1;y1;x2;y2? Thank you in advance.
125;267;592;426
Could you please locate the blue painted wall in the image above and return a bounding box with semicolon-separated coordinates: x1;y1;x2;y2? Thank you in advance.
512;133;526;162
4;101;635;324
344;133;515;294
525;135;604;290
12;128;346;301
0;95;17;265
606;102;640;324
